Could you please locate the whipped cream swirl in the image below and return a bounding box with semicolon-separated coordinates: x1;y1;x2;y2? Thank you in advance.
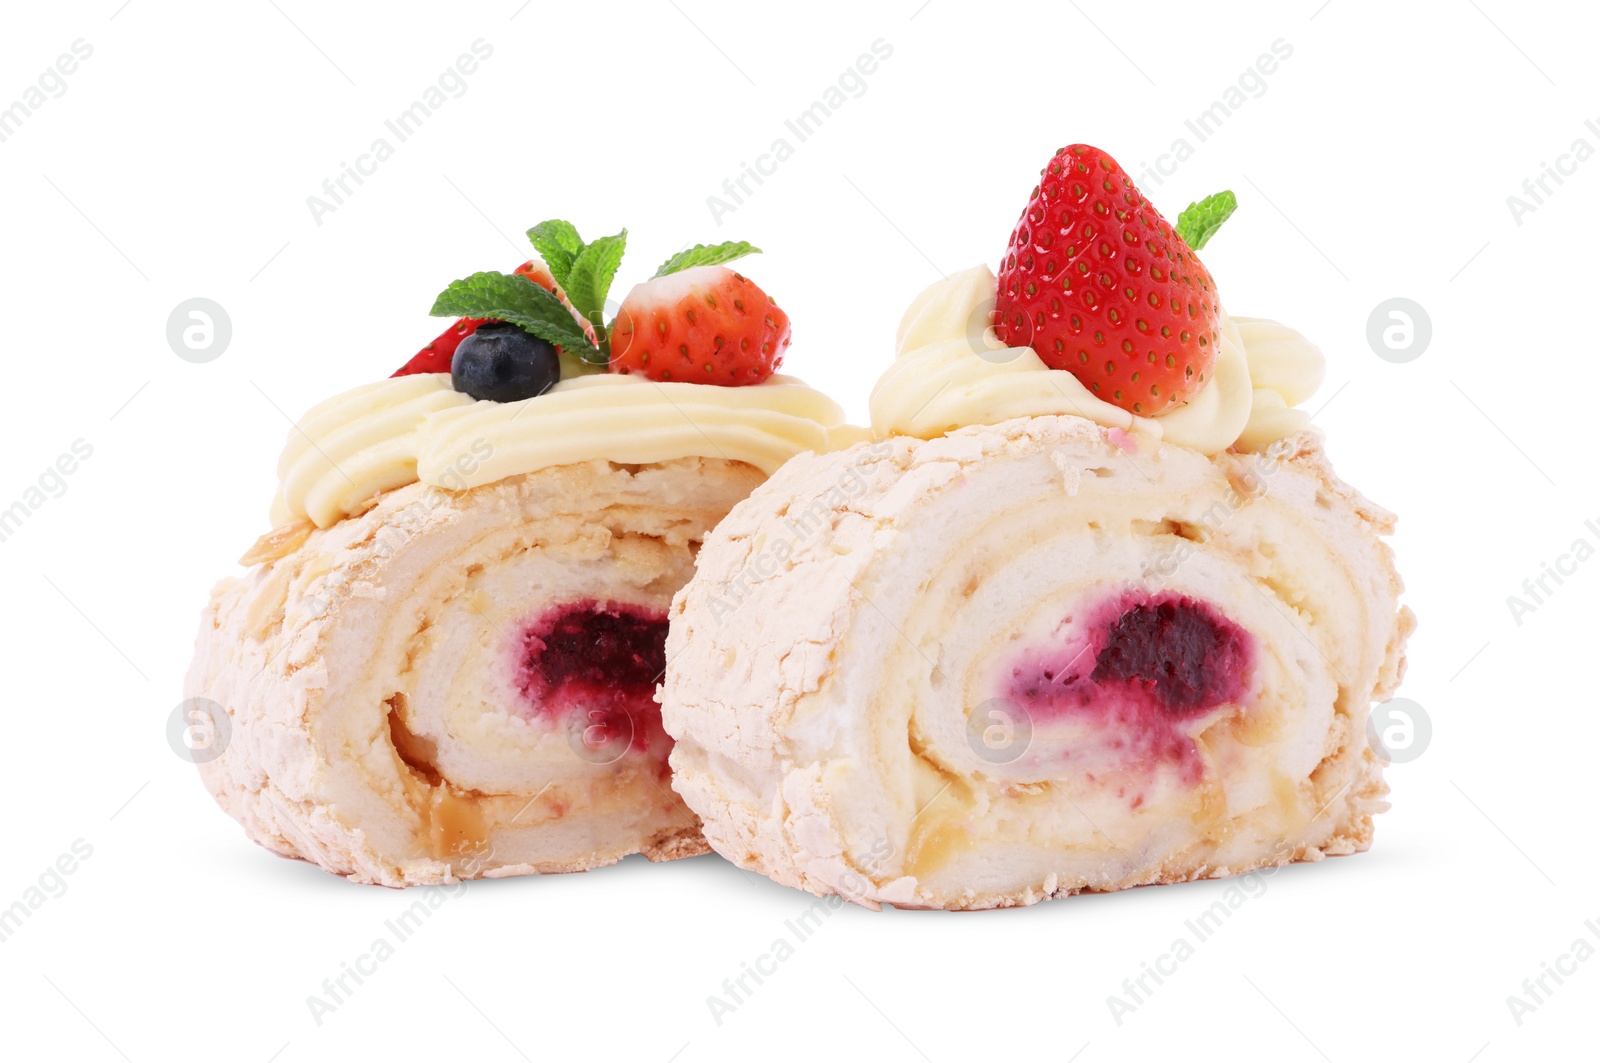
271;372;859;528
870;266;1324;455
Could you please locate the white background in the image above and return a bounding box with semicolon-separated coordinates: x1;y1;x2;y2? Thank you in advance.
1;0;1594;1059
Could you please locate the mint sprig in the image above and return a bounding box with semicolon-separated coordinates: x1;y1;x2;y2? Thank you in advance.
1175;190;1237;252
430;272;599;360
654;241;760;279
527;219;584;290
564;229;628;336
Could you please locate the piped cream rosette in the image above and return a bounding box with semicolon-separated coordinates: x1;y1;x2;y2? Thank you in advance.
187;371;858;885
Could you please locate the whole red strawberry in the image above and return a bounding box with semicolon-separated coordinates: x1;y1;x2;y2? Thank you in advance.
994;144;1221;416
394;260;585;376
609;266;789;385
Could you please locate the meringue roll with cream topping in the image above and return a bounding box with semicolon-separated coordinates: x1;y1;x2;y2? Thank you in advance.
184;225;861;885
659;148;1414;910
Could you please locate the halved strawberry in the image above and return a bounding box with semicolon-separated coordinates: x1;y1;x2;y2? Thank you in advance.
392;316;489;377
608;266;789;385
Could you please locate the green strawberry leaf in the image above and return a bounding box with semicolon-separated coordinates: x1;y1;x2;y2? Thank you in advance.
527;219;585;289
431;271;598;358
563;229;628;327
653;240;761;278
1175;191;1237;252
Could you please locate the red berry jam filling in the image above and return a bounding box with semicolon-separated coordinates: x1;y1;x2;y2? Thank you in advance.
1005;591;1254;780
513;600;670;757
1090;596;1253;715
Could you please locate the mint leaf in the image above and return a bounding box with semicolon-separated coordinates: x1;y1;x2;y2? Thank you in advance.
1175;191;1237;252
431;271;597;357
653;240;761;278
528;219;583;255
563;229;628;326
527;220;584;289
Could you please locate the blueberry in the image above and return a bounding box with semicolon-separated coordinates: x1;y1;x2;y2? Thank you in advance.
450;322;560;402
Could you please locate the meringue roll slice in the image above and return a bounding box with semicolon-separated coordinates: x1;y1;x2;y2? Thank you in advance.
661;417;1412;909
185;218;865;887
186;366;856;886
661;236;1412;910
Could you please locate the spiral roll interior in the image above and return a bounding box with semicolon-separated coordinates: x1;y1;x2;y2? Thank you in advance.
188;457;764;885
662;416;1412;909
